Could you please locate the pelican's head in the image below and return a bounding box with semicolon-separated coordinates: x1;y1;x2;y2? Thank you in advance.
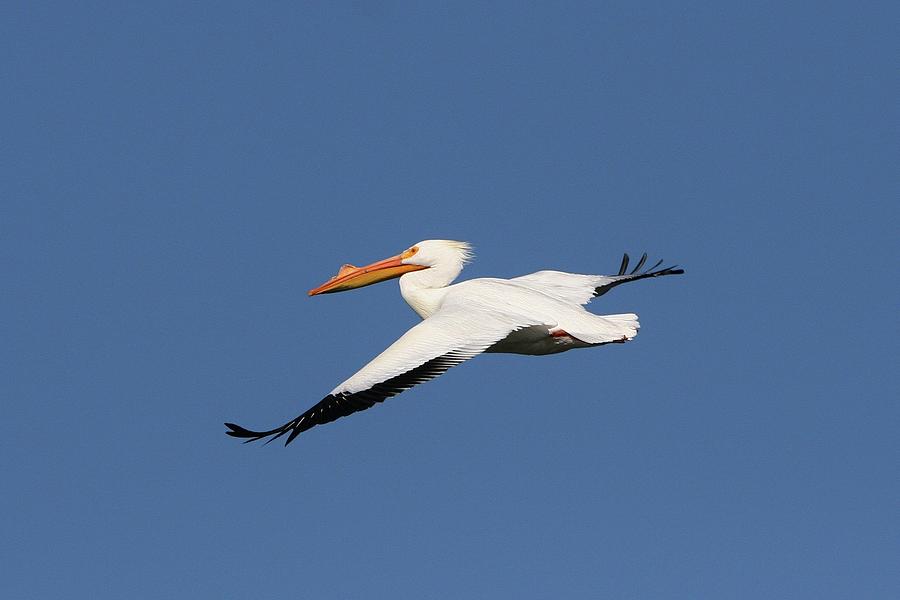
308;240;473;296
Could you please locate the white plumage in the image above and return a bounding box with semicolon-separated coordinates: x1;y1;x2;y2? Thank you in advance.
226;240;683;445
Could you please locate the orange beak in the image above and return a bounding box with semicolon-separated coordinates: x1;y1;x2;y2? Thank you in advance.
308;252;428;296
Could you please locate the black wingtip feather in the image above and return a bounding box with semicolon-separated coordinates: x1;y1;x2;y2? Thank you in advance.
224;422;258;438
286;427;303;446
224;421;286;444
618;253;630;276
595;254;685;298
631;252;648;275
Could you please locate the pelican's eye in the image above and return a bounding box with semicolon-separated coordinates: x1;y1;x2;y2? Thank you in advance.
401;246;419;259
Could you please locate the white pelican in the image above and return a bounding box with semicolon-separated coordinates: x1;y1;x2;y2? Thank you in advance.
226;240;683;445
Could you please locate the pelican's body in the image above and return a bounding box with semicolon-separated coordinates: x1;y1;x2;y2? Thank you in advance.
408;277;637;354
226;240;683;445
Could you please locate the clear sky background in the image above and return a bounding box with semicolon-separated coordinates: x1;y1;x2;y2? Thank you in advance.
2;2;897;598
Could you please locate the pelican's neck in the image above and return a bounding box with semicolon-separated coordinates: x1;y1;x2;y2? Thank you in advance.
399;262;463;319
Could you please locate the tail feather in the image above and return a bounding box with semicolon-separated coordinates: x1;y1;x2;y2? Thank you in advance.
564;312;640;345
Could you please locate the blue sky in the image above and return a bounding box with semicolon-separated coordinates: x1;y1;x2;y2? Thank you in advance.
2;2;897;598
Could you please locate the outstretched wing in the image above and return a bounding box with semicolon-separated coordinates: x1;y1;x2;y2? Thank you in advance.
511;253;683;305
225;297;543;445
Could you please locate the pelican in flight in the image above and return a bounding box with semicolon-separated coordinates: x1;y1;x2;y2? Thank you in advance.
226;240;683;445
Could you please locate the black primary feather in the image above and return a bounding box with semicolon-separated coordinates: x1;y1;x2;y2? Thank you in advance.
618;253;630;276
630;252;648;275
